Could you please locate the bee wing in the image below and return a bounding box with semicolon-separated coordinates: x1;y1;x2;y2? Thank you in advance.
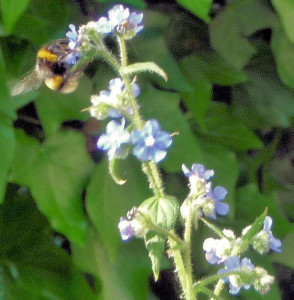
11;69;44;96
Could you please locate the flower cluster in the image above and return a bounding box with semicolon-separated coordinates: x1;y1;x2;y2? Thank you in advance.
218;256;274;295
65;4;143;58
96;5;144;39
252;216;282;254
97;117;172;163
180;163;229;221
118;207;147;241
203;229;236;264
90;78;139;120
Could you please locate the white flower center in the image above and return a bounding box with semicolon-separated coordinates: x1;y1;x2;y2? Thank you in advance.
145;136;155;147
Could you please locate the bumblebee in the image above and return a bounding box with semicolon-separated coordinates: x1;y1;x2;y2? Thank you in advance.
11;39;83;96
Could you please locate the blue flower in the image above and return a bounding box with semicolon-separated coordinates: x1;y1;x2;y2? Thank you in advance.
205;182;229;219
118;217;134;241
97;118;130;160
131;119;172;163
90;78;139;120
66;24;79;49
96;5;143;38
218;256;255;295
64;52;81;65
182;164;214;181
263;216;282;253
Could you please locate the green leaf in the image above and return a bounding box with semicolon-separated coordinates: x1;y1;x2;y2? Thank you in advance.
132;11;192;92
0;115;15;203
0;0;31;33
10;129;93;245
272;26;294;89
204;102;263;151
140;86;203;172
140;196;179;229
210;0;277;69
0;185;95;300
272;0;294;43
232;67;294;128
86;157;151;259
181;84;212;131
176;0;212;22
36;77;93;138
12;0;80;46
236;184;293;237
144;232;165;281
72;227;151;299
241;209;267;244
180;52;248;86
122;62;168;81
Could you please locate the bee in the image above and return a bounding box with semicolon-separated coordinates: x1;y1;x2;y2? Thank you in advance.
11;39;83;96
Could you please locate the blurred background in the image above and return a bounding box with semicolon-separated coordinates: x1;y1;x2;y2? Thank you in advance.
0;0;294;299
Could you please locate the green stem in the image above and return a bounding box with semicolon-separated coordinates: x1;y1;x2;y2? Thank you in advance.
182;201;194;300
117;36;128;67
146;221;185;247
168;232;188;299
116;36;165;198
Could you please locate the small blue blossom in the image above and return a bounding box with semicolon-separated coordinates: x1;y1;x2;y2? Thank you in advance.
90;78;139;120
66;24;79;49
64;52;81;65
118;217;134;241
263;216;282;253
131;119;172;163
182;164;214;181
96;4;143;38
205;182;229;219
218;256;255;295
203;233;234;264
97;118;130;160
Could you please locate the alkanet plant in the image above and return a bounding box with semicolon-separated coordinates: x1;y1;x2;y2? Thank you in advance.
67;4;282;299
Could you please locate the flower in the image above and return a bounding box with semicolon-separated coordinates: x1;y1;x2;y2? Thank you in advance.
131;119;172;163
118;207;148;241
182;164;214;196
97;118;130;160
204;182;229;219
182;164;214;180
218;256;255;295
253;216;282;254
96;5;144;38
118;217;134;241
66;24;79;49
253;267;274;294
203;231;235;264
263;216;282;253
64;52;81;65
90;78;139;120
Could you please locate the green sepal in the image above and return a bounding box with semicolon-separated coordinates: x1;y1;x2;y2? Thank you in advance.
121;62;168;81
241;208;268;246
139;195;179;229
144;231;165;281
109;158;127;185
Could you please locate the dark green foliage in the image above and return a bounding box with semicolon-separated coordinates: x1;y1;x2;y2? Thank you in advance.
0;0;293;298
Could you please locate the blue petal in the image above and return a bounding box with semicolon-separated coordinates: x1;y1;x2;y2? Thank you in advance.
145;119;161;135
133;145;149;161
213;186;227;201
150;147;166;163
215;202;229;216
264;216;272;232
224;256;240;270
155;131;172;148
